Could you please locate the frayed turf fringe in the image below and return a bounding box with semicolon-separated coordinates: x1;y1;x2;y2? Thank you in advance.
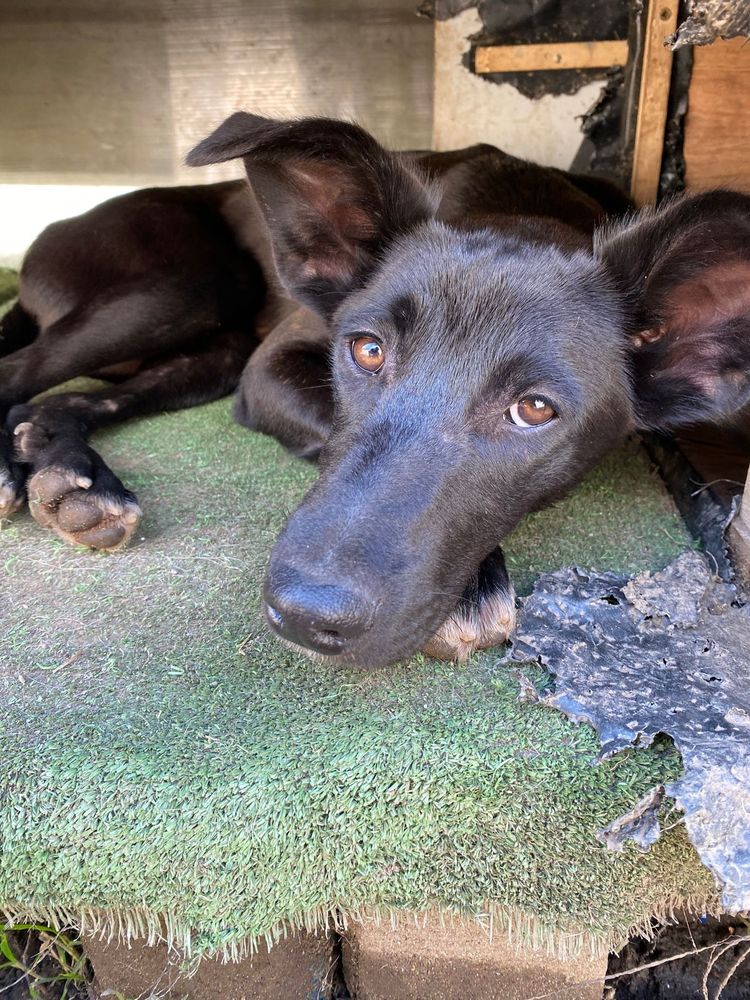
1;894;722;966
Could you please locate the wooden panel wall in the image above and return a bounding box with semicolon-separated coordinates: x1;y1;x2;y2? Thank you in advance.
684;37;750;192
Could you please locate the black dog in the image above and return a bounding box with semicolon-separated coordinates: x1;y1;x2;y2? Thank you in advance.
4;115;749;668
186;114;750;668
0;130;624;562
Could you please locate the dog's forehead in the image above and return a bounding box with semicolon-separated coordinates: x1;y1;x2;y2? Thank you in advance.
345;222;606;352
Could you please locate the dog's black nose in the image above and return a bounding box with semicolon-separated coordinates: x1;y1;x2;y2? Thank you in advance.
264;582;372;655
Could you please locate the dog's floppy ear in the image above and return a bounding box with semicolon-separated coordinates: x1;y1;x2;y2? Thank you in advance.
597;190;750;430
187;113;436;318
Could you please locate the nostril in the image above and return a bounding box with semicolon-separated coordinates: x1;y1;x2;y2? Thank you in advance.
262;581;372;655
266;603;284;629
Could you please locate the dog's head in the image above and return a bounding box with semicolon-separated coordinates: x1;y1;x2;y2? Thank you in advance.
189;115;750;667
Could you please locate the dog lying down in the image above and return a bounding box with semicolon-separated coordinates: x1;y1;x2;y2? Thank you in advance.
2;114;749;668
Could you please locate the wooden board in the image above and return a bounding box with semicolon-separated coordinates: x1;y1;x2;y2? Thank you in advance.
474;40;628;74
684;37;750;192
630;0;679;205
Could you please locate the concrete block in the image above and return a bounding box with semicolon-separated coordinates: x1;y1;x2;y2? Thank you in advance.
341;917;607;1000
84;930;333;1000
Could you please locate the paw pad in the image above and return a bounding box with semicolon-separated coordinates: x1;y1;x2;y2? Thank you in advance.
28;466;141;550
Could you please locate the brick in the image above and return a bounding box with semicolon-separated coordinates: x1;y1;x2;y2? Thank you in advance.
341;916;607;1000
84;930;332;999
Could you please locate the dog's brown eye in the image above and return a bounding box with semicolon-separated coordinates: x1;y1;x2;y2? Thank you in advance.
351;337;385;373
505;397;556;428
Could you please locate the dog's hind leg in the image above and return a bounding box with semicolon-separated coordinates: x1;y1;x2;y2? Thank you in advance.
8;330;253;550
422;548;517;661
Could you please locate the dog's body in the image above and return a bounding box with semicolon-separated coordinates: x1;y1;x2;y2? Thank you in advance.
4;114;750;668
0;139;625;553
190;115;750;668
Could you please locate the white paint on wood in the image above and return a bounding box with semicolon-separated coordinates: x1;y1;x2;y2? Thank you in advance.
740;465;750;532
433;9;604;169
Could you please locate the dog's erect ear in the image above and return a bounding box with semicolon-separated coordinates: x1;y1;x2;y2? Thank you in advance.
597;190;750;430
187;113;435;318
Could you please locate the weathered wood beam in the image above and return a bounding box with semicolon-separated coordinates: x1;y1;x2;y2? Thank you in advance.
474;40;629;74
630;0;680;205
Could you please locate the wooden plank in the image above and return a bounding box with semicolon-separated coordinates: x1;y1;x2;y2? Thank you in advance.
630;0;679;205
474;40;628;74
684;38;750;193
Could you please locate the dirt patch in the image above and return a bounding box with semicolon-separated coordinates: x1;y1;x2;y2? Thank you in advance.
610;915;750;999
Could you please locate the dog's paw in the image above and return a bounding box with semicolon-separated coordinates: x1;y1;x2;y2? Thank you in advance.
0;466;24;520
27;464;141;551
0;431;25;520
422;549;517;661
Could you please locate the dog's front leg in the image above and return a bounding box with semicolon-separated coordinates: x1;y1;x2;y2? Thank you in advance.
422;548;516;661
9;330;251;550
0;430;25;520
232;306;334;461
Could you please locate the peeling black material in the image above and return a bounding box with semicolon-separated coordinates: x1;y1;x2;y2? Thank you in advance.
465;0;630;102
571;67;628;181
642;433;739;587
597;784;665;852
417;0;478;19
426;0;628;38
658;46;693;200
505;551;750;911
669;0;750;49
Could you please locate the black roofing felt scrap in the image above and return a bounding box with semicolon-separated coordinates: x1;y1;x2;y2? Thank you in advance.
505;551;750;911
669;0;750;48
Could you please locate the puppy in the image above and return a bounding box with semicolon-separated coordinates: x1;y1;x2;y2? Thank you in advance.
187;114;750;667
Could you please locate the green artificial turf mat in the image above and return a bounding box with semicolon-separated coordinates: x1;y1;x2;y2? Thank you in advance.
0;397;715;959
0;268;18;307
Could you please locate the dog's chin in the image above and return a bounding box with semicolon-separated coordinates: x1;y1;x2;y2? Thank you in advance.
268;630;414;669
271;632;344;664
